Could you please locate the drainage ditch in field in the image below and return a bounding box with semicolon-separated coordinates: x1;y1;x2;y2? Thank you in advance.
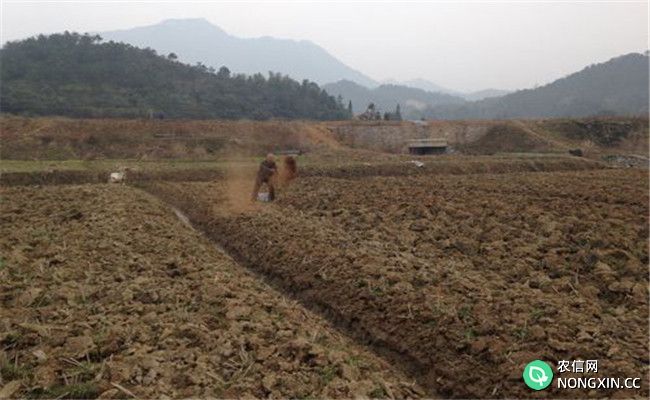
147;186;438;398
136;168;650;399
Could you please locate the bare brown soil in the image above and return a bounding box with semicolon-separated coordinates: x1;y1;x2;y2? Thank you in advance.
0;168;224;187
0;154;603;187
299;155;604;178
2;116;647;161
456;124;555;154
0;185;423;398
0;117;342;160
538;118;649;152
145;168;649;398
2;114;648;399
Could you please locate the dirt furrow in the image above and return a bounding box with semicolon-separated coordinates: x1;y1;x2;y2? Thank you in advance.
142;168;648;398
0;184;424;398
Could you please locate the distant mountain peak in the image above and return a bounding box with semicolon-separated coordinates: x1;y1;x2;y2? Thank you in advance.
100;19;376;86
156;18;228;34
159;17;211;25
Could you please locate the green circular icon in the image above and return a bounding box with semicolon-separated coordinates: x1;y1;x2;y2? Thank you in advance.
523;360;554;390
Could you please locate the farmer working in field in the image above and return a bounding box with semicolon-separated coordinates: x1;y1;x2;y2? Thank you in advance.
252;153;278;201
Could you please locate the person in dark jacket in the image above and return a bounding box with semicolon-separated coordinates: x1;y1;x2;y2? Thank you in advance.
252;153;277;201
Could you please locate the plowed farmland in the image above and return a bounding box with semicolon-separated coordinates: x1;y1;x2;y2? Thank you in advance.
145;168;649;398
0;185;423;398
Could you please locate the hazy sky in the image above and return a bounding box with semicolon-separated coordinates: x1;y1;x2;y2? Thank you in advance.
2;1;648;92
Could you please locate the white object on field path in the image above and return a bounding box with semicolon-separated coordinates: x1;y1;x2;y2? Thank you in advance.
407;160;425;168
109;172;125;183
257;192;271;202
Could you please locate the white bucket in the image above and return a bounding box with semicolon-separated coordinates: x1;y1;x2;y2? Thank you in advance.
257;192;270;202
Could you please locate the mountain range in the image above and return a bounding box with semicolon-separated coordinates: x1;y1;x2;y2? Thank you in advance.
4;18;646;120
100;18;507;101
100;18;377;87
327;53;649;119
382;78;511;101
322;80;465;118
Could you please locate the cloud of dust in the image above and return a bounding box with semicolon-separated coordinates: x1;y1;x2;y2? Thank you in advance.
221;159;260;214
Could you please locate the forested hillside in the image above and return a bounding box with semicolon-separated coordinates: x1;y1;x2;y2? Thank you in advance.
425;52;649;119
0;33;351;120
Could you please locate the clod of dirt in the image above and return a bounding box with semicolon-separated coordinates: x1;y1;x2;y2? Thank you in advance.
64;336;95;358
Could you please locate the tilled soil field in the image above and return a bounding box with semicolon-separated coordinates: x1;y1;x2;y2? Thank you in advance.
146;168;649;398
0;153;602;187
299;155;604;179
0;185;423;398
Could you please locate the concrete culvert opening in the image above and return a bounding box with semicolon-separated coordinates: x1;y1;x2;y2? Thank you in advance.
407;138;447;155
